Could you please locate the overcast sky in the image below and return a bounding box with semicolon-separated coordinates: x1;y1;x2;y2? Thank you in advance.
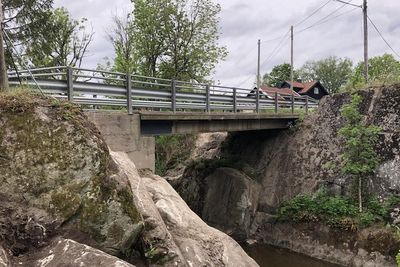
54;0;400;88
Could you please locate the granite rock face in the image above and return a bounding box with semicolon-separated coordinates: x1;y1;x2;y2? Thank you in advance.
202;168;261;241
112;152;259;267
0;94;143;260
16;237;136;267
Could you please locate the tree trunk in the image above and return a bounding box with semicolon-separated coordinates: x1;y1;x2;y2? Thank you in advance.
0;0;8;91
359;176;363;213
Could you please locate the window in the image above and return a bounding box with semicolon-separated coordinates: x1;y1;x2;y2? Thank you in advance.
314;87;319;94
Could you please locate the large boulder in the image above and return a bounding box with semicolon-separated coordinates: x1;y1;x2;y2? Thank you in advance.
202;168;261;241
0;93;143;258
16;237;136;267
111;152;259;267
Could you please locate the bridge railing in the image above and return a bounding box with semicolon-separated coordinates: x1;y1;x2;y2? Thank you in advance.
8;66;319;114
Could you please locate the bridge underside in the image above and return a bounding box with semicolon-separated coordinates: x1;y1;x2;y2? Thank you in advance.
140;112;299;135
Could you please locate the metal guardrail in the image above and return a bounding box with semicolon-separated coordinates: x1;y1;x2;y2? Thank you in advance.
8;66;319;115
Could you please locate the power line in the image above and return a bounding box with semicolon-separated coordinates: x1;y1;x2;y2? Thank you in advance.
367;15;400;59
260;30;290;68
334;0;362;8
235;30;290;87
294;0;333;27
296;0;357;34
296;6;360;35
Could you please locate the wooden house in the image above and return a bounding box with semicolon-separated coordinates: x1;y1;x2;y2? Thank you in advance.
280;81;329;100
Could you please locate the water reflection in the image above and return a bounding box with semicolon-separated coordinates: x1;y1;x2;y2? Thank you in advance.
244;244;343;267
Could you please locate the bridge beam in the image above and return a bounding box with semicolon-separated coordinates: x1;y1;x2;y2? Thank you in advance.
140;112;298;136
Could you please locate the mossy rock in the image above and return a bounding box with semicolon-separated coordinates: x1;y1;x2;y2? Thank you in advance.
0;92;143;256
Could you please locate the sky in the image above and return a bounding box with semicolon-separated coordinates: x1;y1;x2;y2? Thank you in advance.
54;0;400;88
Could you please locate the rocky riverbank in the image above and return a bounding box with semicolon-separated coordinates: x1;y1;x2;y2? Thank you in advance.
168;85;400;267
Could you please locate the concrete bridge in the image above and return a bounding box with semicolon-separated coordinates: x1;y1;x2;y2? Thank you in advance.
9;66;318;170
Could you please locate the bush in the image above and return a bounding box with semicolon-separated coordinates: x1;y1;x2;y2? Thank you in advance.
278;191;387;230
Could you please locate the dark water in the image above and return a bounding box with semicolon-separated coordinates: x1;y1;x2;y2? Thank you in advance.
244;244;343;267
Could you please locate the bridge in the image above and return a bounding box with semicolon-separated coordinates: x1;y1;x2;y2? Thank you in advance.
8;66;318;170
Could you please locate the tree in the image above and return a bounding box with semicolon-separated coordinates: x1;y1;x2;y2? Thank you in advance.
339;93;380;212
349;53;400;88
25;7;93;68
299;56;353;94
107;13;136;74
110;0;227;81
158;0;227;81
262;63;298;87
0;0;54;90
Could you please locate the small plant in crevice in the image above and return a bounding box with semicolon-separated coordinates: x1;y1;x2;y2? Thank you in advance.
339;93;381;212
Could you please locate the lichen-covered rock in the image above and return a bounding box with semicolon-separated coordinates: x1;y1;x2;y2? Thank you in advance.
0;92;143;257
16;237;136;267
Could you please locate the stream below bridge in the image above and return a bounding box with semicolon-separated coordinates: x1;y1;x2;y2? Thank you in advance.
243;244;343;267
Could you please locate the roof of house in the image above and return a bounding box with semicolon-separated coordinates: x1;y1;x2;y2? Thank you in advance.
261;86;301;97
283;80;328;95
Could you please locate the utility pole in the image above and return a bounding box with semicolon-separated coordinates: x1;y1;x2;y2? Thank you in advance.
256;39;260;113
0;0;8;91
290;25;294;91
363;0;368;83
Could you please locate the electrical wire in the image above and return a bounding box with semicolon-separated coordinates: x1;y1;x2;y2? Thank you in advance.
296;6;360;35
235;30;290;87
294;0;333;27
296;0;358;34
367;15;400;59
260;30;290;68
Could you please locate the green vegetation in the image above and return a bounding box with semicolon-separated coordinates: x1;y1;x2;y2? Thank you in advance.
397;251;400;267
263;53;400;94
262;63;298;87
155;134;196;176
299;56;353;94
106;0;227;81
349;53;400;90
339;93;381;212
278;190;391;230
26;7;93;68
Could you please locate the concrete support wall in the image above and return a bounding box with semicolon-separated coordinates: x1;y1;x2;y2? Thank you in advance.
86;111;155;171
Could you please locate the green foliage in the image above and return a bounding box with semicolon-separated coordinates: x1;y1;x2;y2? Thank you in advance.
338;93;380;211
26;7;93;68
278;191;387;230
397;251;400;267
347;53;400;90
339;94;381;175
110;0;227;81
299;56;353;94
3;0;54;68
155;134;196;176
262;63;298;87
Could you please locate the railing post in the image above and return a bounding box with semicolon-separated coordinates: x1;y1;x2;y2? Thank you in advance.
67;67;73;102
233;88;237;113
256;87;260;113
171;80;176;113
291;94;295;114
305;96;309;114
206;85;211;113
126;73;133;115
274;92;278;113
